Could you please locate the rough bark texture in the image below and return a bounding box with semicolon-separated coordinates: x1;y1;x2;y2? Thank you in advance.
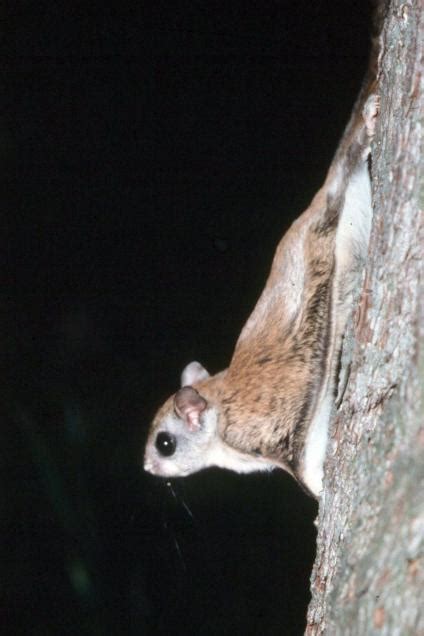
306;2;423;635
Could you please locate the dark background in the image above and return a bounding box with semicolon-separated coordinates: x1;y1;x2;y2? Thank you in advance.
3;3;371;635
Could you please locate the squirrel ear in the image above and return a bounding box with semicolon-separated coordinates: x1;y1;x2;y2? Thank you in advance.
180;361;210;387
174;386;207;431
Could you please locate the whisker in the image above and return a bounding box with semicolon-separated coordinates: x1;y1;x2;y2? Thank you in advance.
181;499;195;520
166;481;179;502
172;533;187;572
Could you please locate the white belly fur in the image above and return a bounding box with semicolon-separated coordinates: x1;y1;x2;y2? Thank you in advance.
301;162;373;496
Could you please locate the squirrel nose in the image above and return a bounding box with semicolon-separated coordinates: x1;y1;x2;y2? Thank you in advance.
143;457;154;474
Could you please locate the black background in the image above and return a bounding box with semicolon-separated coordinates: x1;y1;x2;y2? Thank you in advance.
3;3;371;635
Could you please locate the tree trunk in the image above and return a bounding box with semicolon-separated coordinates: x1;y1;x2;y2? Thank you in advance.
306;2;423;635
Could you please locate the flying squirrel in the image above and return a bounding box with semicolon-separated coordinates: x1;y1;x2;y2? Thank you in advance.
143;55;380;498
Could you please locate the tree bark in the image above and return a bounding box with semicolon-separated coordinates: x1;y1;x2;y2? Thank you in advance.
306;2;423;635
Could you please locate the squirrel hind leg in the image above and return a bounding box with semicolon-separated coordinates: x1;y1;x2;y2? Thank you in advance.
361;94;380;159
363;93;380;138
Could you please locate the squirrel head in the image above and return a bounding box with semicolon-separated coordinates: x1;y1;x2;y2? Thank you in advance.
143;362;220;477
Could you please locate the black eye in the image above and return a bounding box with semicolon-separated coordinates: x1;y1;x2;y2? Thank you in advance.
155;432;177;457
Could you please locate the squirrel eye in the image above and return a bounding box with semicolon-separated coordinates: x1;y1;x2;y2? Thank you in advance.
155;432;177;457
